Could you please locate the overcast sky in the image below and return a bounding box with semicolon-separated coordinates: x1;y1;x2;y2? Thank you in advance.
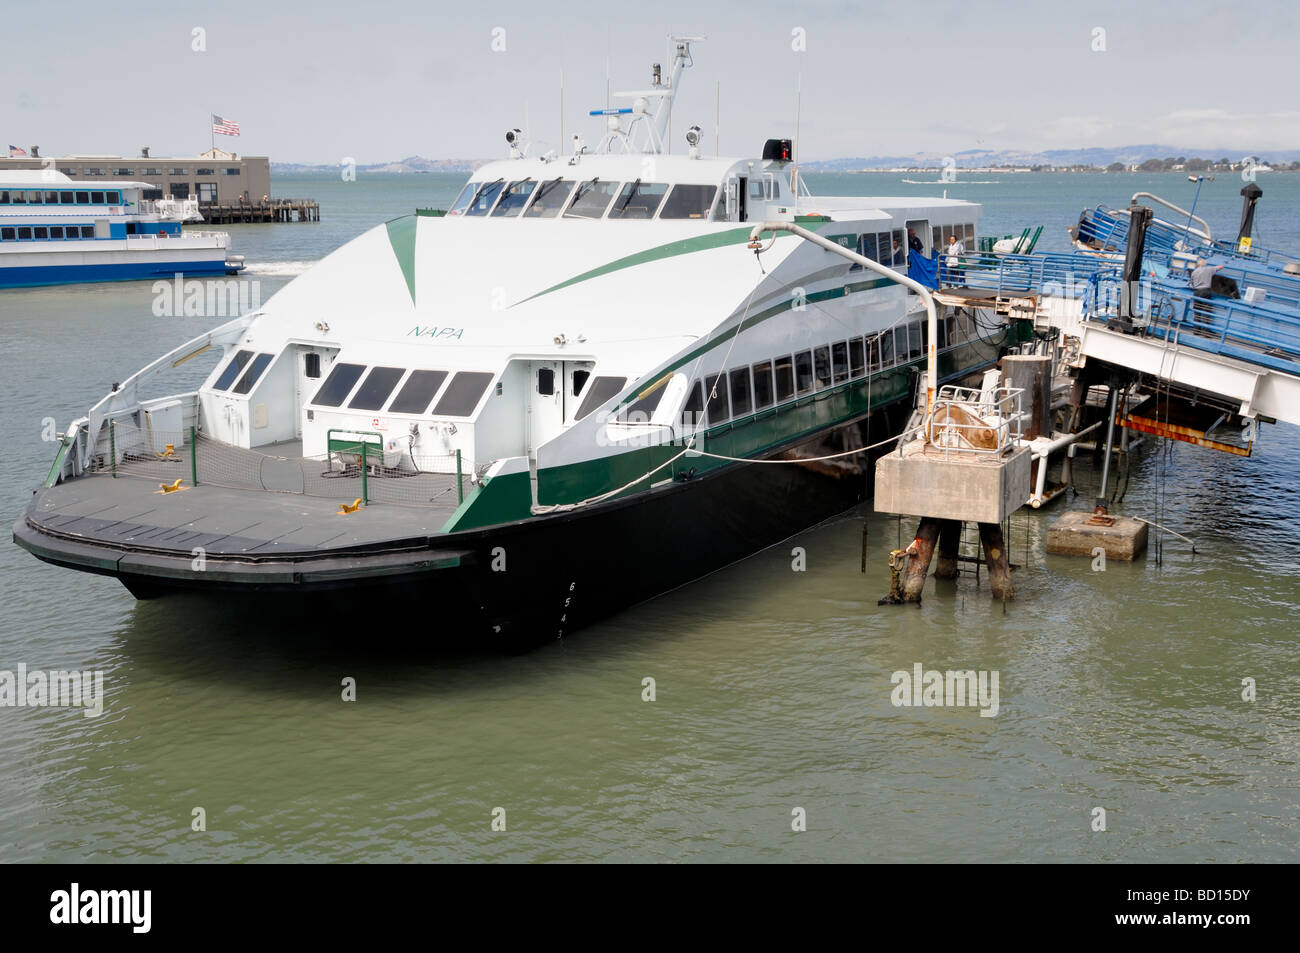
3;0;1296;163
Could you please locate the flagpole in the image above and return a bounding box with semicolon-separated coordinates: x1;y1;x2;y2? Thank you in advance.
210;113;214;157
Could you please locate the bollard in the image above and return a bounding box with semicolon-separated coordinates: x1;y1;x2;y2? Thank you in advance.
878;549;909;605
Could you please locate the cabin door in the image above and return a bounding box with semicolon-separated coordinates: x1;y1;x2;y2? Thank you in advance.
905;218;931;256
294;345;331;440
528;360;565;456
562;361;596;424
723;175;748;222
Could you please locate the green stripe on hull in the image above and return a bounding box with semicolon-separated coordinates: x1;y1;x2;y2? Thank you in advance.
385;215;419;305
512;220;832;308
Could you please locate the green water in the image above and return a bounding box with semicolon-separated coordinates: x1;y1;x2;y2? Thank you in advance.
0;173;1296;862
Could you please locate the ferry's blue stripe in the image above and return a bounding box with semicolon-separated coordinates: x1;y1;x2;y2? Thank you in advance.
0;260;240;288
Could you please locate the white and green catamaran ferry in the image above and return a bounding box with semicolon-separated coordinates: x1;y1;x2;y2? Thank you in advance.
15;39;1021;646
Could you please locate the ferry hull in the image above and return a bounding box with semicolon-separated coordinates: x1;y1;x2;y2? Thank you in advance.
0;258;239;288
14;407;906;650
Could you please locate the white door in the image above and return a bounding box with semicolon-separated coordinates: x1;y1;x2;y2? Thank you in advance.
562;361;596;424
294;346;329;439
528;360;564;456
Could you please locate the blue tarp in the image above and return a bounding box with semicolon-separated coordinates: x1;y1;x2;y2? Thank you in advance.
908;251;939;290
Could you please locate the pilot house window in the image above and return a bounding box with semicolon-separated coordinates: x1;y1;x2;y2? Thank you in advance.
608;182;669;220
659;184;717;220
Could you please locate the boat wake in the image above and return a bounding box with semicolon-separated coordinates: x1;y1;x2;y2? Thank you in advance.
901;179;1001;185
243;259;320;277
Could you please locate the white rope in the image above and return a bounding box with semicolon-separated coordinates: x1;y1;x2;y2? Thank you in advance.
686;428;904;464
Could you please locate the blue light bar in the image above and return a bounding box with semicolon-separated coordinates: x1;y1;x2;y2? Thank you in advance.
588;108;633;116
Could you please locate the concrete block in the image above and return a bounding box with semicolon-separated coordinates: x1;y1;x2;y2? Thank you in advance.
874;445;1030;523
1046;510;1148;560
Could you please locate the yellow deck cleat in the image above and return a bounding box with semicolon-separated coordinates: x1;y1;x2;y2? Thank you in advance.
159;478;184;494
157;444;177;458
338;498;363;514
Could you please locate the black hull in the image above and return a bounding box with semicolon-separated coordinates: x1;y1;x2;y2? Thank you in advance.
16;405;908;649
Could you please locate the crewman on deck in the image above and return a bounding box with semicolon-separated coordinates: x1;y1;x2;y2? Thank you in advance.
1190;258;1223;298
1190;257;1223;321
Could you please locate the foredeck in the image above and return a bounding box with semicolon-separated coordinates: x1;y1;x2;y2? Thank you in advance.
23;463;462;562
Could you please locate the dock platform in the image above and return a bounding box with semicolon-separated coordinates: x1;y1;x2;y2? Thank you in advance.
200;199;319;224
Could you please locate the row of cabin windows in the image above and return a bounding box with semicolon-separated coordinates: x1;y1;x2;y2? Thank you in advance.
449;178;718;222
0;225;96;241
0;189;121;205
309;363;493;418
640;318;957;429
211;351;495;419
212;350;631;423
843;229;907;269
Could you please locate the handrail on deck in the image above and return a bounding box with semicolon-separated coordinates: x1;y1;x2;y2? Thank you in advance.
1129;192;1213;241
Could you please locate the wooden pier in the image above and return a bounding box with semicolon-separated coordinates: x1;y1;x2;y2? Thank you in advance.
200;199;319;224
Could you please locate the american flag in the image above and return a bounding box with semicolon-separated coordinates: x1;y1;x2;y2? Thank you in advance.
8;145;26;156
211;115;240;137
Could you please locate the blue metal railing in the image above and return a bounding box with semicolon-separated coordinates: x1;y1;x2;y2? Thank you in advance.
942;250;1120;298
1077;205;1297;271
1083;271;1300;374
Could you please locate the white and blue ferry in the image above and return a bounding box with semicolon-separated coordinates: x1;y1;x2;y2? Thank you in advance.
0;170;243;287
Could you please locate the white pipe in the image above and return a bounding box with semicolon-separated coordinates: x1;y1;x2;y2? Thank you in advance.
748;221;939;421
1128;192;1212;241
1028;419;1105;505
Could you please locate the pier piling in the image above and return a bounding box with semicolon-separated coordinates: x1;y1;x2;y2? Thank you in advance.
934;519;962;580
902;517;941;602
979;522;1013;601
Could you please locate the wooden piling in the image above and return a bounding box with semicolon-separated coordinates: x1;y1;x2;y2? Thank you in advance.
979;521;1013;601
934;519;962;580
902;517;941;602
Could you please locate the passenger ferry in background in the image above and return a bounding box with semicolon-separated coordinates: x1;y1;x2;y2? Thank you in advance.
0;170;243;287
14;37;1026;648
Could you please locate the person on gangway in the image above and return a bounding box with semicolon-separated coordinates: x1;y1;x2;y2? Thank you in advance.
944;232;967;286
